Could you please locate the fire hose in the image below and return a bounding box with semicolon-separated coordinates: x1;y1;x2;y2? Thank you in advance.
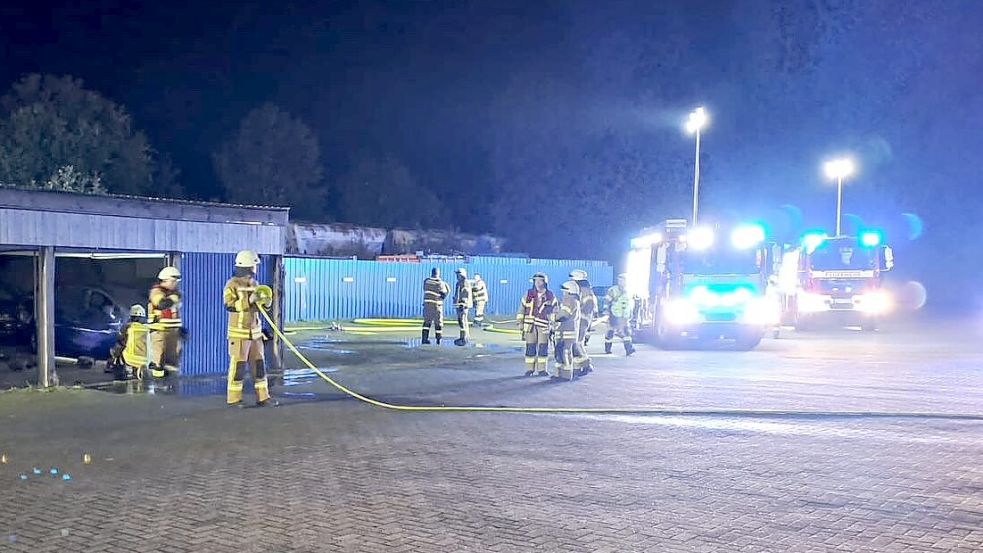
257;306;983;420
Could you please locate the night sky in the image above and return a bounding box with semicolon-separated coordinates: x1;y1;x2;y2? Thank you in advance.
2;0;982;306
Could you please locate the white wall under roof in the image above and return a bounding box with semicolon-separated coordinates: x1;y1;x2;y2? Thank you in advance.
0;207;284;254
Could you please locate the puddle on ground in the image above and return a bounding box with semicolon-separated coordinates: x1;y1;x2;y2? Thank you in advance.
87;367;340;396
404;339;521;353
295;338;355;354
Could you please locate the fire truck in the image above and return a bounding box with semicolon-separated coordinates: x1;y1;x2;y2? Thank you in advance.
777;231;895;331
627;219;781;350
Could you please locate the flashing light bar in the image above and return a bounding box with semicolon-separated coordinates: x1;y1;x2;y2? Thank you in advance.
731;224;766;249
860;231;882;247
687;227;715;250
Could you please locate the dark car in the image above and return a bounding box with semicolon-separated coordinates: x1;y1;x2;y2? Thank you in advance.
0;286;128;360
54;286;126;358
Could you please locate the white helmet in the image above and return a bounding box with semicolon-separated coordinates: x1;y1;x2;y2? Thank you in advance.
473;273;482;281
157;266;181;281
235;250;261;268
561;280;580;295
455;268;467;278
129;304;147;318
569;269;588;281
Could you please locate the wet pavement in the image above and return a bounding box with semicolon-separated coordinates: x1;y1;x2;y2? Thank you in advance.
1;317;982;552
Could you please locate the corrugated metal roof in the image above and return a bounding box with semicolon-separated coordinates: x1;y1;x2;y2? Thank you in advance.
0;185;290;211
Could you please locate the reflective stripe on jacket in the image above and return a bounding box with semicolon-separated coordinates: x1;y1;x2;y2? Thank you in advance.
472;280;488;303
519;288;557;329
148;285;181;330
223;275;264;340
423;277;450;305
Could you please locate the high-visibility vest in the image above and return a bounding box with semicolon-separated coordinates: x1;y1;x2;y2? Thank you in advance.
223;276;264;340
148;285;182;330
607;285;633;318
122;322;149;369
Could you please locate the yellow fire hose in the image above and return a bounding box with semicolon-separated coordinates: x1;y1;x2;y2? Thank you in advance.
260;307;983;419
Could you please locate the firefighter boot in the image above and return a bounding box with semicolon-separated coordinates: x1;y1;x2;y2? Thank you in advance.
150;362;166;379
625;340;636;357
421;329;431;345
254;360;272;407
454;331;467;346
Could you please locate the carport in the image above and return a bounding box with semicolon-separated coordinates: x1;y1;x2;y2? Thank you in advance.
0;187;288;387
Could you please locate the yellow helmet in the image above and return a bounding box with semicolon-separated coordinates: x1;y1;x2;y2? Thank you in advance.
235;250;261;268
157;266;181;280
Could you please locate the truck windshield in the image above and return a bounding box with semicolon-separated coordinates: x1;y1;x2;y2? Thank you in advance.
680;248;760;275
810;241;876;270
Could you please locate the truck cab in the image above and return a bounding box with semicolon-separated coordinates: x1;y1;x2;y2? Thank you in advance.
628;220;780;350
778;231;894;331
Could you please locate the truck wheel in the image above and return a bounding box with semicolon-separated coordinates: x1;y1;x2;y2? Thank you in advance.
734;332;762;351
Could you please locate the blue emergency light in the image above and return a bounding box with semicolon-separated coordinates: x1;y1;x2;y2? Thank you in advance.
860;230;882;247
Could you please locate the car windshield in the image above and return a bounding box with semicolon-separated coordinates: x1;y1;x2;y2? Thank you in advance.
680;248;760;275
810;241;876;270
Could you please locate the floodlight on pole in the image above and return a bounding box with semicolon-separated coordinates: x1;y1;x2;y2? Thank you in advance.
685;107;708;226
823;157;856;236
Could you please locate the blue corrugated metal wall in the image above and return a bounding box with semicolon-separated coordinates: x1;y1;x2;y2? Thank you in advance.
284;256;613;323
181;253;275;376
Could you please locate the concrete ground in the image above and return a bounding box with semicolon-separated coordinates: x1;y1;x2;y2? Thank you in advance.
1;317;982;552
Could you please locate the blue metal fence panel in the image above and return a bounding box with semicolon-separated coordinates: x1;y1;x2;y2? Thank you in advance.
181;252;275;376
284;256;614;323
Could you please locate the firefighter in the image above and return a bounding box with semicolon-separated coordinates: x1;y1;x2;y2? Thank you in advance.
552;280;582;380
604;273;636;356
453;268;472;346
471;274;489;328
517;272;556;376
422;268;450;345
223;250;273;406
148;266;185;378
107;305;149;380
569;269;595;374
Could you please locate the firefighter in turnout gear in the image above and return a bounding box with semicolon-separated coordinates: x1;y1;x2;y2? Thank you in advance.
453;268;472;346
471;274;489;328
107;304;149;380
569;270;595;374
422;268;450;344
223;250;273;406
604;273;636;356
518;272;556;376
552;280;583;380
148;266;185;378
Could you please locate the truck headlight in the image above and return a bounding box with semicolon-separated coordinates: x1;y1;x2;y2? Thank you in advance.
798;292;829;313
857;290;893;314
742;298;780;326
664;299;701;326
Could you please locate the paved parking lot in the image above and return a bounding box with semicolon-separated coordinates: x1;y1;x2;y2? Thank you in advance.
1;318;982;552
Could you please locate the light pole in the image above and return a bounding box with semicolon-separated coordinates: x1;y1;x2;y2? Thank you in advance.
823;157;856;236
685;107;708;226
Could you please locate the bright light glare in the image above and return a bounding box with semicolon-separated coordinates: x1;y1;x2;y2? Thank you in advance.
860;231;882;247
802;232;828;253
685;107;708;134
625;247;653;299
857;290;893;314
665;299;701;326
688;227;715;250
797;292;829;313
742;297;780;326
824;157;856;180
630;232;663;249
731;224;766;249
